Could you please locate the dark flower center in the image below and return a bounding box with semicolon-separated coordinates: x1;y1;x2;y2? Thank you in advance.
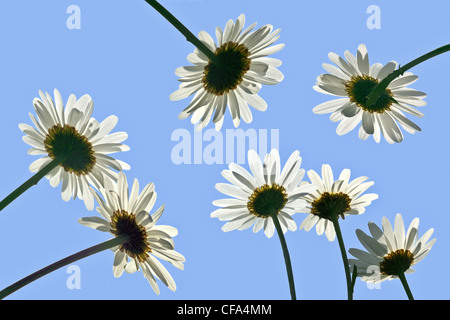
310;192;351;220
380;249;415;276
44;124;96;176
247;184;288;218
110;210;151;263
202;42;251;96
345;75;393;113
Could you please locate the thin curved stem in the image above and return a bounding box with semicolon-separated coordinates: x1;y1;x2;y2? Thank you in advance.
366;43;450;107
330;214;353;300
269;211;296;300
397;271;414;300
0;157;63;213
144;0;218;64
0;235;130;300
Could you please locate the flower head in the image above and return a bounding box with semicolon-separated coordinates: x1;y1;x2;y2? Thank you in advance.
78;172;185;294
299;164;378;241
19;89;130;210
212;149;315;238
349;213;436;283
171;14;284;131
313;44;426;143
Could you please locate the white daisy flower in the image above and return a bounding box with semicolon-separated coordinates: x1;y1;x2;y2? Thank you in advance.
78;172;185;294
313;44;427;143
212;149;315;238
19;89;130;210
349;213;436;284
299;164;378;241
171;14;285;131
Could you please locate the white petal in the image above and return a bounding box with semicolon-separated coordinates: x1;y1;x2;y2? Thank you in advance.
77;216;110;232
198;30;217;52
29;156;52;173
336;112;362;135
379;112;403;143
247;150;265;186
113;250;127;278
355;228;386;257
321;164;334;191
146;255;177;292
376;61;397;80
362;111;375;135
215;183;250;200
169;82;203;101
221;213;252;232
388;74;419;89
263;217;275;238
382;216;396;251
141;262;160;294
357;44;370;75
313;98;350;114
321;63;350;80
393;213;406;249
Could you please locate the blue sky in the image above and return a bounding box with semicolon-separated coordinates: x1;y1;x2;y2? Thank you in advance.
0;0;449;300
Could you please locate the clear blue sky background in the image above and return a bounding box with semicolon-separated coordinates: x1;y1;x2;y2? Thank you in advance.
0;0;449;300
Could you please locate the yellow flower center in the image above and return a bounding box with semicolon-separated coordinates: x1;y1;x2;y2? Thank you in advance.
247;183;288;218
110;210;151;263
202;42;251;96
44;124;96;176
380;249;414;276
310;192;351;220
345;75;394;113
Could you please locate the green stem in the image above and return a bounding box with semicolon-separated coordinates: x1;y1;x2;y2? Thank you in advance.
350;264;358;295
0;157;63;213
397;271;414;300
144;0;219;64
269;211;296;300
366;43;450;107
0;235;130;300
330;214;353;300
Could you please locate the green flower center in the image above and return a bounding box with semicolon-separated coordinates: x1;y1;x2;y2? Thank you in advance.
310;192;351;220
110;210;151;263
44;124;96;176
202;42;251;96
345;75;393;113
380;249;415;276
247;183;288;218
